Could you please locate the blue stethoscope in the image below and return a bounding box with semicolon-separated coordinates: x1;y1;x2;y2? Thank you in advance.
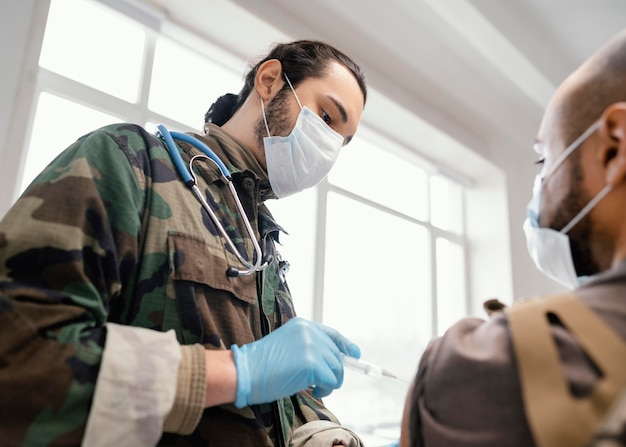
156;124;270;277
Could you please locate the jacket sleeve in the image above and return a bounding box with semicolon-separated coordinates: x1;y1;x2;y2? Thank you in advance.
0;124;196;445
409;301;611;447
409;314;535;447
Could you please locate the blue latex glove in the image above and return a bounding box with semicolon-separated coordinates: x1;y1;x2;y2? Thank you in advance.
231;317;361;408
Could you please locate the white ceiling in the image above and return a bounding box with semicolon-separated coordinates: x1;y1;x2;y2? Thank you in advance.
138;0;626;171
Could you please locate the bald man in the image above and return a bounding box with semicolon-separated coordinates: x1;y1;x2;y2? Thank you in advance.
398;29;626;447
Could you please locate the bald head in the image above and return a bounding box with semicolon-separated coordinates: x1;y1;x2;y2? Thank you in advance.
556;29;626;146
533;28;626;278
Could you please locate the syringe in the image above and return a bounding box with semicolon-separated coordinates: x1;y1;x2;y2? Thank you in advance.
341;354;399;380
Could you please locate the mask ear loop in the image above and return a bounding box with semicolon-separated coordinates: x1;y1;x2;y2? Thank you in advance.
283;73;303;109
560;184;613;234
260;98;271;138
542;120;603;184
260;72;303;138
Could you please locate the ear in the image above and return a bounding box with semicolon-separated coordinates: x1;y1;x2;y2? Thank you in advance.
600;102;626;187
253;59;284;102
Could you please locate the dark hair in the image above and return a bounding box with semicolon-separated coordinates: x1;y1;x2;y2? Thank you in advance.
205;40;367;126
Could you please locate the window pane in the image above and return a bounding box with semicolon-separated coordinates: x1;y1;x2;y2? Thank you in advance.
322;192;430;444
436;238;466;335
40;0;145;102
265;188;317;321
150;37;242;130
328;136;429;221
430;174;463;233
20;93;122;193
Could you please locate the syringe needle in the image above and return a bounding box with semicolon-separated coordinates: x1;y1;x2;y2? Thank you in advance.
381;368;398;379
341;354;398;380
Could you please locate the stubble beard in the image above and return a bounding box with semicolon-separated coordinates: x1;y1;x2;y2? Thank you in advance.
254;87;295;150
548;160;600;277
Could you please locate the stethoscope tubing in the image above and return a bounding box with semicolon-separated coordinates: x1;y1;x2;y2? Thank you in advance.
156;124;269;277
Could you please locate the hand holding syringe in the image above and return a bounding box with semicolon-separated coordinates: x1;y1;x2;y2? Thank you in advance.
341;353;404;381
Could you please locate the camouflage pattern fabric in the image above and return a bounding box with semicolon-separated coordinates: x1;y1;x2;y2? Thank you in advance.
0;123;339;446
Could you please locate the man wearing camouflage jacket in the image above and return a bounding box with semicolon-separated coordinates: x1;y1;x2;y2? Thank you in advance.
0;40;367;446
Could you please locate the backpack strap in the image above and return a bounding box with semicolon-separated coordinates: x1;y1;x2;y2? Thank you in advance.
508;293;626;447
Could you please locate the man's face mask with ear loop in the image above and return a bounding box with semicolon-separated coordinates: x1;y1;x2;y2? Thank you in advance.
261;74;344;199
523;119;613;290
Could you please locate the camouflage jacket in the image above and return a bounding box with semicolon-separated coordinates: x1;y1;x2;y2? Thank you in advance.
0;123;339;446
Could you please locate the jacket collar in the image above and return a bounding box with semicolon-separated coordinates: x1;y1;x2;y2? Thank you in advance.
181;123;275;200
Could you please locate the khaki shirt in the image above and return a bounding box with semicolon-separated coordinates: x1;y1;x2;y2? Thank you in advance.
409;261;626;446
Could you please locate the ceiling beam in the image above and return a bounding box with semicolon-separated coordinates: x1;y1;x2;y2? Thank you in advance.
421;0;554;108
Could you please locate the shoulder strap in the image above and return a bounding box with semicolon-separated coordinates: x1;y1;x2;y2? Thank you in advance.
508;293;626;447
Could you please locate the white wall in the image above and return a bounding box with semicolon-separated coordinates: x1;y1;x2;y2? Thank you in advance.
0;0;49;215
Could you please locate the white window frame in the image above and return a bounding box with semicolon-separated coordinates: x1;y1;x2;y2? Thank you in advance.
3;1;515;443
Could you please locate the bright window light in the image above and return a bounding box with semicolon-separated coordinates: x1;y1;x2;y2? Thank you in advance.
39;0;145;102
23;2;471;444
323;192;431;373
329;135;429;221
431;174;464;233
150;37;242;130
436;237;467;334
20;92;121;193
322;191;430;445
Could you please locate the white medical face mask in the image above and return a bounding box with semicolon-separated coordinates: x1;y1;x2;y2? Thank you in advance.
262;75;344;199
523;119;612;290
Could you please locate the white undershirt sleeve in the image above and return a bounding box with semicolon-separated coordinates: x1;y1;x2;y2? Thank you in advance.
83;323;182;447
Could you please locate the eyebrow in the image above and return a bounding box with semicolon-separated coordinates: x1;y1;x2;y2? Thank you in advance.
327;95;353;145
328;95;348;124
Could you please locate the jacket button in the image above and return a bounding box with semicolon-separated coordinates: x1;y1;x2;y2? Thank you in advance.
242;177;255;191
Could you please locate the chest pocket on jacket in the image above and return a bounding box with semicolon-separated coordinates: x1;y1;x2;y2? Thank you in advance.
166;231;257;345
